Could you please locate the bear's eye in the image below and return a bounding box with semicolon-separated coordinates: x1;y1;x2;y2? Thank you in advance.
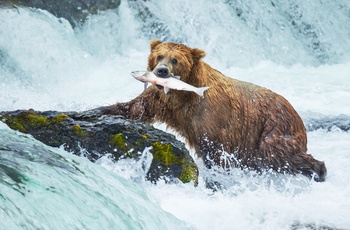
171;58;178;65
156;55;163;61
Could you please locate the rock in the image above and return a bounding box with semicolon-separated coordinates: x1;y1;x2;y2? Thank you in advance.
0;109;198;185
304;115;350;132
0;0;121;27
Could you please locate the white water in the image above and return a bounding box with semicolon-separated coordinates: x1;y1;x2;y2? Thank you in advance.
1;1;350;229
0;123;190;230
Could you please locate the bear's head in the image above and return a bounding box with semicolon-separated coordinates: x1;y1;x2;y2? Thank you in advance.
147;40;206;85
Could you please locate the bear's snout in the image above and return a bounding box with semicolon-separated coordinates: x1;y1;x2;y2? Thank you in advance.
155;65;170;78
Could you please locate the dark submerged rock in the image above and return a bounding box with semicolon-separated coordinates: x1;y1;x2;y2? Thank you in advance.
0;109;198;185
304;115;350;132
0;0;121;27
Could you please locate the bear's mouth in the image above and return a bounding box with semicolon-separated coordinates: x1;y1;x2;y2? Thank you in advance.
153;69;172;90
155;84;164;90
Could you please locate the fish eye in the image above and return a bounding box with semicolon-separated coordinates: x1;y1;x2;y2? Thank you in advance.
171;58;178;65
157;55;163;61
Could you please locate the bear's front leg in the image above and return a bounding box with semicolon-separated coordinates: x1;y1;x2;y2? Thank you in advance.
100;97;147;120
98;88;161;122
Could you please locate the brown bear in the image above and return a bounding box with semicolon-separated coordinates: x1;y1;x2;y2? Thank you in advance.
100;40;327;182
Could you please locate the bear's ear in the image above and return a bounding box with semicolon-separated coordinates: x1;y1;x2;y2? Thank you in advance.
150;40;162;51
191;48;206;60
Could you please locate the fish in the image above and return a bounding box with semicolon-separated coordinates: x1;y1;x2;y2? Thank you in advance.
131;71;210;97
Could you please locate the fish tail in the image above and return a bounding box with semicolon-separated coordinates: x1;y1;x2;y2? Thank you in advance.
196;86;210;97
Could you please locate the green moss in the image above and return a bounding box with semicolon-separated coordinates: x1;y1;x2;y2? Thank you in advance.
52;114;68;123
0;111;50;133
1;112;69;133
3;117;26;132
109;133;129;150
151;141;198;185
25;113;50;127
151;142;183;166
179;163;199;186
72;124;86;137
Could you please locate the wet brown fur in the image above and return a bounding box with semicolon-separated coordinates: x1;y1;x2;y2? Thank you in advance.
102;40;327;182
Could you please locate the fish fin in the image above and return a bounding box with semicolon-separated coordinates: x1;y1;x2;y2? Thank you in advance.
196;86;210;97
172;75;181;80
144;82;148;90
164;86;170;94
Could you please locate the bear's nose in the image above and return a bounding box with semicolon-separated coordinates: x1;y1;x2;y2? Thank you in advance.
156;66;169;78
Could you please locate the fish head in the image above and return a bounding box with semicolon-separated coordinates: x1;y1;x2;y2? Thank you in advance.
131;71;148;82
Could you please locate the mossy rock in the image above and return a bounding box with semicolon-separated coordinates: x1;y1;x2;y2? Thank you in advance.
0;109;199;186
179;162;198;185
109;133;129;150
146;141;198;185
72;124;87;137
151;142;182;166
52;113;69;123
0;109;50;132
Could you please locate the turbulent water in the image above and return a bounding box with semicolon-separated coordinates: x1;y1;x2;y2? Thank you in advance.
1;0;350;229
0;123;190;229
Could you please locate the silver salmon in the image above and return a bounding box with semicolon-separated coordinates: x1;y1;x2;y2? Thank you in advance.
131;71;210;97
